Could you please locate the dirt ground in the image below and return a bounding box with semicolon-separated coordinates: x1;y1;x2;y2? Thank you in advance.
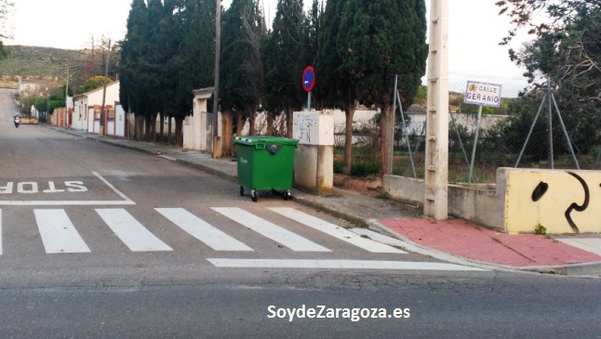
333;173;383;198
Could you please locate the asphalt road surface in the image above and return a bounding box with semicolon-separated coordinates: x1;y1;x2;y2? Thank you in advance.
1;89;600;338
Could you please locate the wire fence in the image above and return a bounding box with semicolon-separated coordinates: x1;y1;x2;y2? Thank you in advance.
386;72;601;184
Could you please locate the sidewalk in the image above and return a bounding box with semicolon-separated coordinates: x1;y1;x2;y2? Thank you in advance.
57;128;601;277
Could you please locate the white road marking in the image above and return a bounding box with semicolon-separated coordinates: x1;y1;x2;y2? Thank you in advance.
92;172;135;203
0;172;136;206
0;200;136;206
212;207;331;252
156;208;253;251
96;209;173;252
207;258;486;271
34;209;91;254
269;207;403;254
157;155;177;161
349;228;409;253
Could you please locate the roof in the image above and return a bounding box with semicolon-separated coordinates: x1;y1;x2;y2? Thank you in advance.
74;80;120;100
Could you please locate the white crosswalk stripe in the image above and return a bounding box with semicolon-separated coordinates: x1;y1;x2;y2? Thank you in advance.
269;207;404;254
207;258;485;271
156;208;253;251
34;209;91;254
212;207;331;252
96;209;173;252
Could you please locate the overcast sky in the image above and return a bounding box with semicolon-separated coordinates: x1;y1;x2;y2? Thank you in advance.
5;0;529;91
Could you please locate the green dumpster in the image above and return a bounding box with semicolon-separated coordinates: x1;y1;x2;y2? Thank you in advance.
234;136;299;202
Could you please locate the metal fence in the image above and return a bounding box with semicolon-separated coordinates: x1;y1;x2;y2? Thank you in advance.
390;72;601;184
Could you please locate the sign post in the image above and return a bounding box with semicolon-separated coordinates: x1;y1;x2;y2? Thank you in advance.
464;81;502;183
302;66;315;110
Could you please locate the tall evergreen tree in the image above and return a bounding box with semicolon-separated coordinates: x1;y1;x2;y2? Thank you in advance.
262;0;305;137
119;0;150;140
318;0;357;175
220;0;265;137
336;0;427;174
173;0;216;145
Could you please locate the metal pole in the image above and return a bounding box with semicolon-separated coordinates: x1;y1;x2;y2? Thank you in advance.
547;82;554;169
468;105;482;183
396;89;417;178
389;75;398;175
550;92;580;169
65;66;69;125
212;0;221;156
515;93;547;167
100;38;111;136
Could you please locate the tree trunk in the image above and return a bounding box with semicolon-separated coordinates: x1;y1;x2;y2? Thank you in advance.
150;113;158;142
343;105;356;175
381;104;393;175
168;116;172;144
285;107;293;138
159;112;165;144
236;110;244;136
249;108;256;136
175;117;183;147
266;112;274;136
222;110;233;157
145;115;151;142
135;113;143;141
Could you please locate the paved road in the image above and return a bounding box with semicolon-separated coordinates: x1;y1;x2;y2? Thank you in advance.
2;89;601;338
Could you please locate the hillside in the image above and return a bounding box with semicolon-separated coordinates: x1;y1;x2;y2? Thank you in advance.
0;45;88;88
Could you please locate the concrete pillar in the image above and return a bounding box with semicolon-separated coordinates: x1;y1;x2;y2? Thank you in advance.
424;0;449;219
292;111;334;194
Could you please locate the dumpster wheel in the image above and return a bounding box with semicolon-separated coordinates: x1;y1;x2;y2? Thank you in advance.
251;189;258;202
239;186;244;196
283;190;292;201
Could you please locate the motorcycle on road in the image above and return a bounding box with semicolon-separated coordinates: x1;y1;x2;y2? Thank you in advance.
14;114;20;128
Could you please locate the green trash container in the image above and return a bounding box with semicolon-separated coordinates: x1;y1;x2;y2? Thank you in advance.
234;136;299;202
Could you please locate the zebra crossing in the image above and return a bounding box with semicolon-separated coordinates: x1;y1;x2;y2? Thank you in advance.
0;207;486;271
0;206;403;256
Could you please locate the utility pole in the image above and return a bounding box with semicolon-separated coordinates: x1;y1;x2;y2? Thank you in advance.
424;0;449;220
212;0;222;157
100;38;112;136
65;66;70;127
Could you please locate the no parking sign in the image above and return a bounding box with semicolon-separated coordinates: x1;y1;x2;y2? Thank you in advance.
302;66;315;92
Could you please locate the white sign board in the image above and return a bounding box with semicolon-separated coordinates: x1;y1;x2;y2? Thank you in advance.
464;81;502;107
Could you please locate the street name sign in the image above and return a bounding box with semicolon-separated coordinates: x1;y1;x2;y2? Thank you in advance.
464;81;502;107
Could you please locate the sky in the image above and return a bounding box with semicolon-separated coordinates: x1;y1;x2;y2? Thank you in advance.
5;0;529;93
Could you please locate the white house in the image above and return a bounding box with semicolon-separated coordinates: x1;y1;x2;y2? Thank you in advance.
73;81;124;136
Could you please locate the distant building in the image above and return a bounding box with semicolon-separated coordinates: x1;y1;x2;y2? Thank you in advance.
73;81;121;133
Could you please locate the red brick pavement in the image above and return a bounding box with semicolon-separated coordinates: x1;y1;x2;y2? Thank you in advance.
380;218;601;267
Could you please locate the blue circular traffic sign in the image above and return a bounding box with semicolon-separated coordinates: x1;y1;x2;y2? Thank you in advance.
302;66;315;92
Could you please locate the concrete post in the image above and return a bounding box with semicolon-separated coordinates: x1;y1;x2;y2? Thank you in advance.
292;111;334;195
424;0;449;219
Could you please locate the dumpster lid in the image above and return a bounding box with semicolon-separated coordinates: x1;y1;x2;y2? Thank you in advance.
234;136;299;146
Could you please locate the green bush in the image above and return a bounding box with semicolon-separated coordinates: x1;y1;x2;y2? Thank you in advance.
333;158;381;177
350;160;381;177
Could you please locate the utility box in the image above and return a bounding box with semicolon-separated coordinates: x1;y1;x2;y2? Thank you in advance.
292;111;334;194
234;136;299;202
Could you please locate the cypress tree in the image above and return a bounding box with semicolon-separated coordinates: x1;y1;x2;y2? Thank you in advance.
262;0;305;137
